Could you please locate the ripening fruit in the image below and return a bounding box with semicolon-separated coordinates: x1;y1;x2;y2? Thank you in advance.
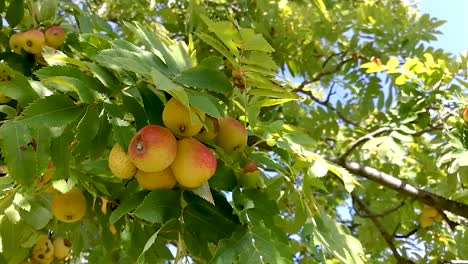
463;108;468;124
0;94;12;103
162;97;205;137
194;116;219;142
31;234;54;264
51;187;87;223
9;32;25;54
242;161;258;173
171;138;217;188
215;117;248;152
22;29;45;54
128;125;177;172
419;205;443;228
52;237;72;260
136;168;177;190
108;144;137;179
44;26;66;48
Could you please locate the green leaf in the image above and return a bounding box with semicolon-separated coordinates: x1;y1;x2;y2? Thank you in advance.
73;105;101;157
0;122;38;186
133;190;181;224
150;69;188;106
196;32;238;68
0;105;16;119
174;65;232;94
50;127;74;180
20;94;85;128
0;64;38;105
137;84;164;126
110;192;146;224
241;51;277;71
19;201;52;230
200;16;240;56
239;28;275;52
122;92;149;130
310;211;365;264
188;94;222;118
137;218;179;263
5;0;23;27
0;217;31;263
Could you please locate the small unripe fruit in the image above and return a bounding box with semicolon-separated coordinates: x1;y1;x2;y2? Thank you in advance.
51;187;87;223
195;116;219;142
108;144;137;179
136;168;177;190
162;97;205;137
52;237;72;260
215;117;248;152
171;138;217;188
44;26;66;48
9;32;25;54
22;30;45;54
242;161;258;173
128;125;177;172
31;234;54;264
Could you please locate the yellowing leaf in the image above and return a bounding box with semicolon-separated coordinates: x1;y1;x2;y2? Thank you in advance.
366;65;386;73
386;57;400;69
395;74;407;85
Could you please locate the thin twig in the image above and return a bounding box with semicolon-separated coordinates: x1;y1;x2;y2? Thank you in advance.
340;127;392;160
355;198;407;218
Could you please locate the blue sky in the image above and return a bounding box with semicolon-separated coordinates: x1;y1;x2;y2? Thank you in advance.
419;0;468;54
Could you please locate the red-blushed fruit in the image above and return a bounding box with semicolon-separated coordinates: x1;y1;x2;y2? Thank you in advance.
242;161;258;173
162;97;205;137
463;108;468;124
22;29;45;54
44;26;66;48
136;168;177;190
51;187;86;223
171;138;217;188
9;32;25;54
128;125;177;172
215;117;248;152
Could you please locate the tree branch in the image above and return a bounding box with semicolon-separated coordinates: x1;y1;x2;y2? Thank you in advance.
327;157;468;220
340;127;392;160
354;197;407;218
352;192;415;264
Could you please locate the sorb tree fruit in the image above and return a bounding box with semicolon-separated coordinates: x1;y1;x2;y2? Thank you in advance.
31;234;54;264
171;138;217;188
44;26;66;48
419;205;443;228
463;108;468;124
195;116;219;142
128;125;177;172
162;97;205;137
215;117;248;152
242;160;258;173
52;237;72;260
9;32;25;54
136;168;177;190
108;143;136;179
51;187;87;223
22;29;45;54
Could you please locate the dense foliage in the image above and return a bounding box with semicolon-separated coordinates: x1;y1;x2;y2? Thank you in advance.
0;0;467;263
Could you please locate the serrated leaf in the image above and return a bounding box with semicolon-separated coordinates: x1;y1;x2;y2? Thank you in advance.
73;105;100;157
196;32;238;68
242;51;277;71
137;218;180;263
133;190;181;223
50;127;74;180
20;94;85;128
5;0;23;27
174;65;231;94
0;121;38;186
97;49;153;76
0;64;38;105
250;98;297;108
19;201;52;230
150;69;188;106
110;192;147;224
200;16;240;56
239;28;274;52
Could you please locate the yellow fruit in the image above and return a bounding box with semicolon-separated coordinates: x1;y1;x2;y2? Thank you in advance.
215;117;248;152
419;205;443;228
108;144;137;179
128;125;177;172
136;168;177;190
52;237;72;260
22;30;45;54
9;32;25;54
162;97;205;137
31;234;54;264
171;138;217;188
51;187;86;223
194;116;219;142
44;26;66;48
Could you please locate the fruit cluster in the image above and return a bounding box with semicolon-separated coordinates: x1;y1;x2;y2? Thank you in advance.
108;97;248;190
24;234;72;264
9;26;65;62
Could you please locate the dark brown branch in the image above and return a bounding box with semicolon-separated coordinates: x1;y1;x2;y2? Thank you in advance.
327;157;468;220
294;57;353;91
340;127;392;160
352;192;415;264
395;228;418;239
355;197;406;218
